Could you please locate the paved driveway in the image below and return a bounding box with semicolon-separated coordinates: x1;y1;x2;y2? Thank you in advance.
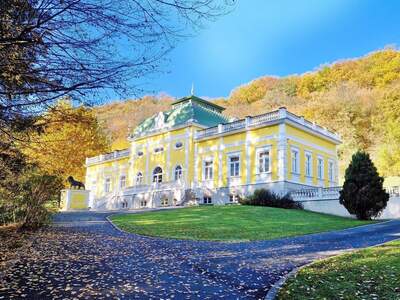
1;210;399;299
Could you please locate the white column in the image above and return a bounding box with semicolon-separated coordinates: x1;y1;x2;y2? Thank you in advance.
218;137;223;187
129;144;135;186
145;141;150;184
245;131;251;184
167;133;171;182
277;122;287;182
194;142;198;188
185;128;190;185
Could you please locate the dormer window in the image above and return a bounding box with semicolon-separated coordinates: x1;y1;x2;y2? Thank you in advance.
175;142;183;149
154;147;164;154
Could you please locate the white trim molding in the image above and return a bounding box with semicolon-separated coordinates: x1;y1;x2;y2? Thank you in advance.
254;145;272;184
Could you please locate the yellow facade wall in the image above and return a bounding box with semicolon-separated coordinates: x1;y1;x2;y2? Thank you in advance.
286;124;337;186
195;125;280;188
86;121;339;195
86;157;129;197
130;127;195;186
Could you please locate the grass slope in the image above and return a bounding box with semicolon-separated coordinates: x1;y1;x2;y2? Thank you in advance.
110;206;371;241
278;239;400;300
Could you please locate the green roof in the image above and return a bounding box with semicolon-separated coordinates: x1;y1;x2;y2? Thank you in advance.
132;95;231;137
171;95;225;112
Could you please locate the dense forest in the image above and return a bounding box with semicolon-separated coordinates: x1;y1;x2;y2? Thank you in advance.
94;48;400;181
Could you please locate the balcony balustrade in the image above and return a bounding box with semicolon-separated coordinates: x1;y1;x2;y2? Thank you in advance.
86;149;130;165
195;108;341;141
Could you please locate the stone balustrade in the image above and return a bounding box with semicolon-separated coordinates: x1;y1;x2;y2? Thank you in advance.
290;186;400;202
195;108;340;141
86;148;130;165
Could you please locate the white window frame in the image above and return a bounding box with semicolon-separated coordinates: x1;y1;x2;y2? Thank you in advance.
203;196;212;204
305;151;313;177
136;150;144;157
174;141;183;150
291;147;300;174
119;175;126;189
153;146;164;154
255;146;271;174
152;166;163;183
136;172;143;185
229;194;240;203
328;159;335;182
104;177;111;193
203;159;213;181
174;165;183;181
227;152;241;178
161;197;169;206
317;156;324;180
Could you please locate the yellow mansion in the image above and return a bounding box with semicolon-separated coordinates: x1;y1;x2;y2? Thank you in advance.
85;95;341;210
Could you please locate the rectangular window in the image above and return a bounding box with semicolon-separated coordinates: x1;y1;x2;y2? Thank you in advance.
229;156;240;177
305;153;312;177
328;161;334;182
258;150;270;173
291;149;299;174
154;146;164;154
140;200;147;207
229;194;239;203
203;196;212;204
119;175;126;189
104;178;111;193
317;158;324;180
204;161;213;180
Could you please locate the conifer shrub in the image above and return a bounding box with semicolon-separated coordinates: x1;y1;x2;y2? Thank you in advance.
339;151;389;220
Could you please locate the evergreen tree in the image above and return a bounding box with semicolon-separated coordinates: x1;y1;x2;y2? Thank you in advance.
339;151;389;220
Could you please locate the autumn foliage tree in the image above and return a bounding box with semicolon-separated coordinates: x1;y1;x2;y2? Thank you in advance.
24;101;110;183
373;83;400;176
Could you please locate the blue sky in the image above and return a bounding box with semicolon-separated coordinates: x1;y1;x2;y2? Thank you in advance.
136;0;400;99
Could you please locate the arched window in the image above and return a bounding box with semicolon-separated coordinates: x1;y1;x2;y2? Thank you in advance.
136;172;143;185
174;165;183;181
152;167;163;183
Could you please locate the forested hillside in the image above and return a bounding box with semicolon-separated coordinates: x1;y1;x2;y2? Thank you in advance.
95;48;400;179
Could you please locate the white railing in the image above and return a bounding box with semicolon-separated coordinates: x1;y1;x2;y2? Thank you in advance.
92;190;121;210
223;119;246;131
290;186;400;202
387;186;400;197
286;111;341;141
86;149;130;165
195;110;281;139
122;180;185;196
248;110;280;127
196;126;219;139
195;108;340;141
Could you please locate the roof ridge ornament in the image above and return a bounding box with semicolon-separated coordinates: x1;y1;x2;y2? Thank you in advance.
154;111;165;129
191;83;194;96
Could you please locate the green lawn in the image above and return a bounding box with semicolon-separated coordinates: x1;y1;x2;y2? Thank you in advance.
110;205;372;241
278;239;400;300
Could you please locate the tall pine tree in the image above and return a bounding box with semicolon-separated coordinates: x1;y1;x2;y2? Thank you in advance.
339;151;389;220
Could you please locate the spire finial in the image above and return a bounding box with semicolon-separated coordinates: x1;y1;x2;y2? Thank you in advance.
191;83;195;96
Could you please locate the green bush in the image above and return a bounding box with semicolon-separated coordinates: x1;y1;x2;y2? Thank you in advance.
241;189;303;209
0;168;63;229
339;151;389;220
